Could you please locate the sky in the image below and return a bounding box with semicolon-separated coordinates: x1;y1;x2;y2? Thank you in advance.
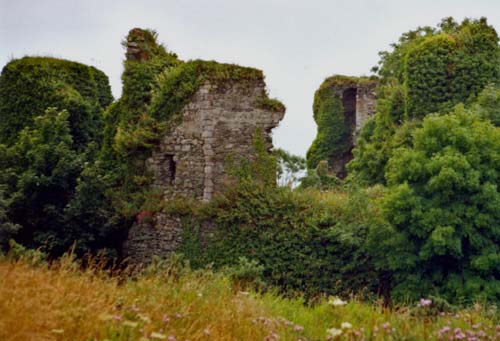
1;0;500;157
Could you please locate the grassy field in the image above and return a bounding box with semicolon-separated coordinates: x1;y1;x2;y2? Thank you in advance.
0;255;499;340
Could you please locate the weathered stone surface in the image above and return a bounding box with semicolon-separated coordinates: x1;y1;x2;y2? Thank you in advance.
123;213;182;265
322;79;377;178
123;78;284;266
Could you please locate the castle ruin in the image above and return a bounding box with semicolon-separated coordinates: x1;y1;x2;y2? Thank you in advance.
121;29;285;265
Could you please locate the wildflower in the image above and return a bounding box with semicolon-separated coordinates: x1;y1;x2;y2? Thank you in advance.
294;325;304;332
163;315;170;323
382;322;391;329
418;298;432;307
472;324;481;329
150;332;167;340
139;314;151;323
328;296;347;306
168;336;176;341
113;314;122;321
439;326;451;334
341;322;352;329
326;328;343;337
197;292;203;297
122;320;139;328
203;328;210;336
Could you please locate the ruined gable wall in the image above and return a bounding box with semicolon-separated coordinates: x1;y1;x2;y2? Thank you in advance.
147;79;284;201
123;78;284;265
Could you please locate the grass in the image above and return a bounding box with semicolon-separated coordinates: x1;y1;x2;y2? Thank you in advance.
0;254;499;340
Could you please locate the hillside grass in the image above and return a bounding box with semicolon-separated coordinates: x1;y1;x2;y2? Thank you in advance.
0;255;499;341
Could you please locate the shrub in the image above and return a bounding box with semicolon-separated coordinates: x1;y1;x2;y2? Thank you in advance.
383;106;500;303
178;182;389;299
349;17;500;185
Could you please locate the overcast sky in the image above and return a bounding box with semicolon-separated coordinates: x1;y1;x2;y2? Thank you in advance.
1;0;500;156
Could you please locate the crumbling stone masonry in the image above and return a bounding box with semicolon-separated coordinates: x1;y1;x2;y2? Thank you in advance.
338;80;377;177
123;75;284;266
312;76;377;178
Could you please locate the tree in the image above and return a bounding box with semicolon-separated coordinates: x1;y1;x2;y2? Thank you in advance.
274;148;306;187
0;186;20;251
383;106;500;302
0;108;82;254
349;17;500;185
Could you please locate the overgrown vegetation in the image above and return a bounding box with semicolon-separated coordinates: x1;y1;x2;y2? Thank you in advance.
306;75;376;170
1;17;500;325
0;56;112;147
1;254;499;340
348;17;500;185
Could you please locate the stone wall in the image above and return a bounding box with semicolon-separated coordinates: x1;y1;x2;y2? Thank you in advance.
354;82;377;138
123;78;284;265
320;78;377;178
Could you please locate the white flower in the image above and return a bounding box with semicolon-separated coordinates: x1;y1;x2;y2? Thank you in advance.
341;322;352;329
327;328;343;337
150;332;167;340
328;296;347;306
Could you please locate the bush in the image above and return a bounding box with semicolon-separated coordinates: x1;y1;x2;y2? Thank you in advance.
178;181;389;299
349;17;500;185
382;106;500;303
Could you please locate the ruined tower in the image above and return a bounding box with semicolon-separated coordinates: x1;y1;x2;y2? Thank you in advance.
307;76;377;178
120;29;285;265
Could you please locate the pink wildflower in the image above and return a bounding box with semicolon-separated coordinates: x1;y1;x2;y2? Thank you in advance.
418;298;432;307
294;325;304;332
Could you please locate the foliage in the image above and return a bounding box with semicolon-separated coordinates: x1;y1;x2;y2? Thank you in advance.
382;107;500;302
0;108;84;254
0;187;20;251
0;56;112;148
2;257;499;341
274;148;306;187
349;17;500;185
225;131;279;188
473;84;500;126
223;256;266;290
179;182;388;299
5;239;47;266
300;160;341;190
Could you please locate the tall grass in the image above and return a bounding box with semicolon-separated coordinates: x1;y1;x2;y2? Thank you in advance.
0;255;498;340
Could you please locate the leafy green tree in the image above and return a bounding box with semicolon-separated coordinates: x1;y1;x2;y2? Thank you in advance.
473;84;500;126
0;108;82;254
349;17;500;185
274;148;306;187
383;106;500;302
0;186;20;251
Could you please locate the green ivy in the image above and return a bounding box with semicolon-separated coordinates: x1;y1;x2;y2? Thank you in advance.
0;57;112;148
349;17;500;185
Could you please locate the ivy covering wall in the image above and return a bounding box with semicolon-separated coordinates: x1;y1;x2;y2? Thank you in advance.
348;17;500;185
0;57;112;148
306;76;375;171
